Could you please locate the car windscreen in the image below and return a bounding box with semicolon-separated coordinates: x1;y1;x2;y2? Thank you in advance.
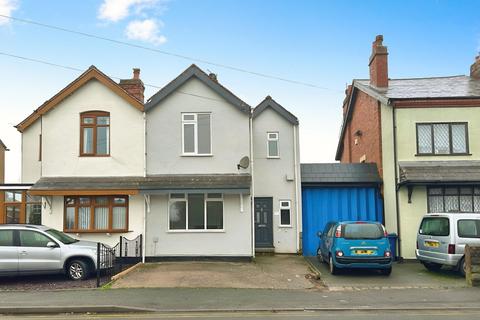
458;219;480;238
342;223;384;239
45;229;78;244
419;217;449;236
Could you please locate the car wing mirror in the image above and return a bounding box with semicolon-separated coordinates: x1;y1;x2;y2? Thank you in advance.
46;241;58;248
317;231;322;237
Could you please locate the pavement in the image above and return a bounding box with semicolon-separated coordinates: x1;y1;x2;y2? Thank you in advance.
305;256;466;290
0;287;480;315
112;255;321;290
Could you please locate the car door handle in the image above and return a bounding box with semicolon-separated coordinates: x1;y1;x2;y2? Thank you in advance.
20;250;27;255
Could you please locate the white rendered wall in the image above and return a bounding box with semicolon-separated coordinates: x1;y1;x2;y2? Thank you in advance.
253;107;299;253
145;194;252;256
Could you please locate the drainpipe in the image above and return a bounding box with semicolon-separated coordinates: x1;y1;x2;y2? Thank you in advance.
293;124;300;253
249;111;255;258
142;112;147;263
392;102;402;259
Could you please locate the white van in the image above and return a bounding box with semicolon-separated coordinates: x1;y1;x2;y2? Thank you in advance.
416;213;480;276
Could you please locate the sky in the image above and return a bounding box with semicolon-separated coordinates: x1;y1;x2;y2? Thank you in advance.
0;0;479;182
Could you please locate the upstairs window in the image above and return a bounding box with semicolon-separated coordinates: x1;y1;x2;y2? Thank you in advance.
417;123;468;155
267;132;279;158
182;113;211;155
80;111;110;156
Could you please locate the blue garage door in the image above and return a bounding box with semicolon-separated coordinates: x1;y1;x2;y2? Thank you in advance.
302;187;384;256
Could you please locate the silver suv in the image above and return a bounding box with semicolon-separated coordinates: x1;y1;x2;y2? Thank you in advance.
416;213;480;276
0;224;102;280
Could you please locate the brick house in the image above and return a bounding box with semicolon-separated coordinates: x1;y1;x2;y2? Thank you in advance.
336;35;480;260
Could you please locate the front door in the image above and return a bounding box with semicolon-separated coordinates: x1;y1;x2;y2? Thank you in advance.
254;197;273;248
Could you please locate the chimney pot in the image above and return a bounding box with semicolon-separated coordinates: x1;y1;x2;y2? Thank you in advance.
133;68;140;79
208;73;217;82
369;34;389;88
471;54;480;79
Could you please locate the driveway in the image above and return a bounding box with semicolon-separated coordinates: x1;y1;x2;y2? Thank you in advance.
0;274;99;291
112;255;322;290
305;256;466;290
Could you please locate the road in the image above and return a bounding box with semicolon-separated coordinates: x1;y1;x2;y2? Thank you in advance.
3;310;480;320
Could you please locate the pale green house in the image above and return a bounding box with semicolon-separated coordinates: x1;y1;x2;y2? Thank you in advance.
336;35;480;259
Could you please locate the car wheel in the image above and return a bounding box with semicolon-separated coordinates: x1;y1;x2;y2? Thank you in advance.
329;256;339;275
422;261;442;272
67;259;89;281
380;267;392;276
458;257;466;277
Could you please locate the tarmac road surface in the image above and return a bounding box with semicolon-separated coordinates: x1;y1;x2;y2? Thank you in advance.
2;309;480;320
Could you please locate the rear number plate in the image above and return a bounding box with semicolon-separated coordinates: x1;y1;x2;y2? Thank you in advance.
425;241;440;248
354;250;374;255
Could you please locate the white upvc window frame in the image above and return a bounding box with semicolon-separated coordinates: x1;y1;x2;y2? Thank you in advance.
168;193;224;232
267;132;280;158
181;113;212;156
279;200;292;227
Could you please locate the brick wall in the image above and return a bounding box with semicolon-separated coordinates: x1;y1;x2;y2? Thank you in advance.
0;147;4;183
340;89;383;177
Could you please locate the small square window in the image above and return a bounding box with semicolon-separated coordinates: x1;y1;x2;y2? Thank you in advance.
279;200;291;227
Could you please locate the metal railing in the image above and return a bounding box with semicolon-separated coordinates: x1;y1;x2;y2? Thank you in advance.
96;234;143;287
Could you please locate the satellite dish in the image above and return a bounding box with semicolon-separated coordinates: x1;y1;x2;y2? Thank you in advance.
237;156;250;170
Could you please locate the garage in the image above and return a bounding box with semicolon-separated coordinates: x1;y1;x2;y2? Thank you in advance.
301;163;384;256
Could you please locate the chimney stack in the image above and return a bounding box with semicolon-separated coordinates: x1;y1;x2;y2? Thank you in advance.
369;35;389;88
471;55;480;79
119;68;145;103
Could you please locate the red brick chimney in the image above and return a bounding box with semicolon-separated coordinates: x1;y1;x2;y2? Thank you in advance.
342;85;352;117
471;55;480;79
119;68;145;103
369;35;388;88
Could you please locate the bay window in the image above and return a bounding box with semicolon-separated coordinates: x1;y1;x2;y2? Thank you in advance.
64;196;128;232
428;186;480;213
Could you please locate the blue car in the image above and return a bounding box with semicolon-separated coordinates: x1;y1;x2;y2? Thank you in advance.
317;221;392;275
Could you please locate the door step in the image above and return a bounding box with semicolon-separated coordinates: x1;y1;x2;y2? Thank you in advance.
255;247;275;255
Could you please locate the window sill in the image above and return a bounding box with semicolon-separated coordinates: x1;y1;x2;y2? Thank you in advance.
267;156;280;159
181;154;213;157
167;229;225;233
64;230;130;234
279;225;292;228
79;155;111;158
415;153;472;157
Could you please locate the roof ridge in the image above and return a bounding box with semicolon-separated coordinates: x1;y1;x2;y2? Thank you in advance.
356;75;467;82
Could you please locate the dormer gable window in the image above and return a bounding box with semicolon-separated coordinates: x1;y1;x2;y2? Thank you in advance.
80;111;110;156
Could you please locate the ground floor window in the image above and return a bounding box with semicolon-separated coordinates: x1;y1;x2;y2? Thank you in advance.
427;186;480;213
169;193;223;231
1;191;42;225
279;200;291;226
64;196;128;233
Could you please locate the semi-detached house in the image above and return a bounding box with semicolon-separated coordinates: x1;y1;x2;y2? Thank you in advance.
12;64;301;258
336;35;480;259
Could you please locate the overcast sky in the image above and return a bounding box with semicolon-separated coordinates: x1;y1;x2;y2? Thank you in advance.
1;0;479;182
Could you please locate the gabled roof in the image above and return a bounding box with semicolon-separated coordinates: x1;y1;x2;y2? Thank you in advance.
253;96;299;125
145;64;251;113
335;75;480;160
15;66;144;133
355;75;480;101
301;163;382;185
0;139;8;151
